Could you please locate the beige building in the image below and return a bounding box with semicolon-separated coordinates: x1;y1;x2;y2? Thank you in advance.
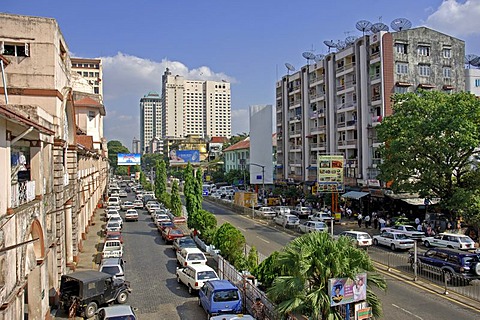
161;68;231;139
71;58;103;96
0;13;108;319
140;91;162;153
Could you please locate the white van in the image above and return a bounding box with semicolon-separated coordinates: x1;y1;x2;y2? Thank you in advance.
107;197;121;210
176;248;207;267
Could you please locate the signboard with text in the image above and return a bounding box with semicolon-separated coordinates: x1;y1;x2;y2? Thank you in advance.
317;155;344;193
328;273;367;307
117;153;141;166
169;150;200;165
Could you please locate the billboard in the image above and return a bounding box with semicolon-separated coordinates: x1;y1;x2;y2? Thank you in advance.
169;149;200;164
117;153;141;166
317;155;344;193
328;273;367;307
249;105;274;185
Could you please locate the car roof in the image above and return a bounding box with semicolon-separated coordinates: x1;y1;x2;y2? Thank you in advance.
427;247;477;256
439;232;469;237
62;270;111;282
99;305;135;317
343;231;369;235
206;279;237;290
186;264;215;272
182;247;204;253
100;258;123;267
210;315;254;320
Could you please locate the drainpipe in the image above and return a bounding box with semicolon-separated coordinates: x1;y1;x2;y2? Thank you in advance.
11;126;34;145
1;59;8;104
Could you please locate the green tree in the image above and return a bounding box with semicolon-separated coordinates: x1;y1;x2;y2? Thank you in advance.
107;140;130;174
253;251;281;289
267;232;386;319
194;209;218;244
213;223;246;268
170;180;182;216
142;153;164;173
377;91;480;221
155;160;167;200
185;163;202;229
246;246;259;273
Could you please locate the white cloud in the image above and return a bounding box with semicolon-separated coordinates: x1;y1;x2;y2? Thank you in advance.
426;0;480;37
231;108;249;135
95;52;236;148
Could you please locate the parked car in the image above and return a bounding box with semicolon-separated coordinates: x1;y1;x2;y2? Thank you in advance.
107;197;121;210
153;213;170;224
409;247;480;282
298;221;328;233
125;209;139;222
273;214;300;228
291;205;312;219
120;201;134;211
99;258;126;281
256;207;276;219
157;221;175;232
308;212;334;223
105;222;122;234
210;315;254;320
118;190;128;198
338;231;373;248
199;280;242;318
172;237;197;252
373;232;415;251
105;231;124;244
59;270;131;318
105;209;120;220
176;247;207;267
161;227;185;243
133;200;144;209
422;233;476;250
176;264;219;294
274;206;291;215
380;225;424;240
96;305;137;320
102;239;123;259
108;215;123;227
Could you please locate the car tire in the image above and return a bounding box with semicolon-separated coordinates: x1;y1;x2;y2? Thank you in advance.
373;239;378;245
391;244;396;251
424;240;431;247
116;290;129;304
84;301;98;319
177;275;180;283
474;263;480;276
188;285;193;294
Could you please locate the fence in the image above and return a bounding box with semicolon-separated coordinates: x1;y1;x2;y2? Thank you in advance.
11;180;36;208
368;246;480;302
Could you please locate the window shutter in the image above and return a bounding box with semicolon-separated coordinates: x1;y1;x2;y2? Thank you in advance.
24;43;29;56
0;42;4;55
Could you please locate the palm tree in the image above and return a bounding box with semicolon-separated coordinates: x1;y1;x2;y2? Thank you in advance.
267;232;386;319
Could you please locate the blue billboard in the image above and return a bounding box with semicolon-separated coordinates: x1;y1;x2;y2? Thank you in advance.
117;153;141;166
169;149;200;164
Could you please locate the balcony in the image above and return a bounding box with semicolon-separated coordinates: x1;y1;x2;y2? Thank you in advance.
310;125;326;134
309;109;325;118
310;142;326;150
11;180;36;208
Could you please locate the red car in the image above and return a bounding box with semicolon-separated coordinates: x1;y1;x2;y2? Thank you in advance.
161;227;185;243
105;231;124;243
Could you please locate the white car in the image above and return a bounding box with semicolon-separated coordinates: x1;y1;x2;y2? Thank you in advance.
273;214;300;228
291;205;311;219
338;231;373;248
176;264;219;294
125;209;139;222
154;214;171;225
105;209;120;220
107;197;121;210
308;212;334;223
423;233;476;250
380;225;424;240
256;207;276;219
108;214;123;227
274;206;291;215
118;190;128;198
298;221;328;233
133;200;144;209
120;201;134;211
176;248;207;267
373;232;415;251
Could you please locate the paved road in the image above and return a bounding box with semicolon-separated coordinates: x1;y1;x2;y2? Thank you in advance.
121;194;206;320
203;199;480;320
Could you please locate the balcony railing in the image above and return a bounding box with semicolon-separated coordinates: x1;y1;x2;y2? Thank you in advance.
11;180;36;208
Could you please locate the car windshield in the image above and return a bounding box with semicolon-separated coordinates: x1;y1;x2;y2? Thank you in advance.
197;271;217;280
459;237;474;243
396;234;408;239
101;266;120;276
180;238;195;245
107;223;120;228
170;229;183;235
288;217;298;221
188;253;205;260
357;234;371;240
404;226;416;231
213;289;239;302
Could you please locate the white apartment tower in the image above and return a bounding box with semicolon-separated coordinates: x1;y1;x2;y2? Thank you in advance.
140;91;162;153
161;68;231;139
71;58;103;96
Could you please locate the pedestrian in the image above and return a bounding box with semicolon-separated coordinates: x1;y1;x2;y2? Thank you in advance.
346;207;352;219
417;223;423;232
373;215;378;230
415;217;420;226
252;297;266;320
357;213;363;228
378;217;386;229
364;215;371;228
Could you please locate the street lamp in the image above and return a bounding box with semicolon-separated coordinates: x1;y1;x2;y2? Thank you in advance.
249;163;265;199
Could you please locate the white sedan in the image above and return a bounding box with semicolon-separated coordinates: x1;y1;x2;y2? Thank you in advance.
176;264;219;294
125;209;139;222
298;221;328;233
373;231;415;251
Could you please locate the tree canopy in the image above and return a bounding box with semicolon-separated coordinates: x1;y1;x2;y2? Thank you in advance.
170;180;182;217
107;140;129;174
213;222;245;268
377;91;480;221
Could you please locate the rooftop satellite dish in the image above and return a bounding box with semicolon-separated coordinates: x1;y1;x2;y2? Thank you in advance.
323;40;336;53
390;18;412;31
335;40;346;51
465;54;479;69
314;54;325;62
371;22;389;33
471;56;480;68
285;62;295;75
355;20;372;35
302;51;316;65
345;36;357;46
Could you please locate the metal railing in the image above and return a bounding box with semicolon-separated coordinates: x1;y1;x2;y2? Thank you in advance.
11;180;36;208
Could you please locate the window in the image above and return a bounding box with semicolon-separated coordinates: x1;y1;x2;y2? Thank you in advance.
475;79;480;87
443;67;451;78
443;48;451;58
417;45;430;56
395;43;408;54
396;62;408;74
418;64;431;76
394;86;408;94
88;111;95;120
1;42;29;57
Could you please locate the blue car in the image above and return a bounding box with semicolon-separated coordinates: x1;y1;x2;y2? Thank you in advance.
199;280;242;317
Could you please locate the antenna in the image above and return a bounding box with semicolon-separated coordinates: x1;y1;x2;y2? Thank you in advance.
465;54;479;69
371;22;389;33
302;51;316;65
314;54;325;63
345;36;357;46
323;40;336;53
335;40;346;51
355;20;372;36
390;18;412;31
285;62;295;75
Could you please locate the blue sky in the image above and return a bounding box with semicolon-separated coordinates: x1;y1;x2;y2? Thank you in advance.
3;0;480;149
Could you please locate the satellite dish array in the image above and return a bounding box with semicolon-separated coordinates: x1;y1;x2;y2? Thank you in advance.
465;54;480;69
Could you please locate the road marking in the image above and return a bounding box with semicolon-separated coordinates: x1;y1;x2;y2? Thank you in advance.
257;236;270;244
238;227;247;232
391;304;423;319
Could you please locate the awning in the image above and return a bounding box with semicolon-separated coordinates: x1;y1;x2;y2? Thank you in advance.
341;191;370;200
400;198;440;206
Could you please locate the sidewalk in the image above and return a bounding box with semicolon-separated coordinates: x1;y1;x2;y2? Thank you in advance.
75;207;105;271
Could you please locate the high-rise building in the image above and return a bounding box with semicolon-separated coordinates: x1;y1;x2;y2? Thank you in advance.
140;91;162;153
275;26;465;187
132;137;141;154
71;58;103;96
161;68;231;139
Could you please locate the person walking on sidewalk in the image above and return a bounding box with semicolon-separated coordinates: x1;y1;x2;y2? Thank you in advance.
357;213;363;228
364;215;371;228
